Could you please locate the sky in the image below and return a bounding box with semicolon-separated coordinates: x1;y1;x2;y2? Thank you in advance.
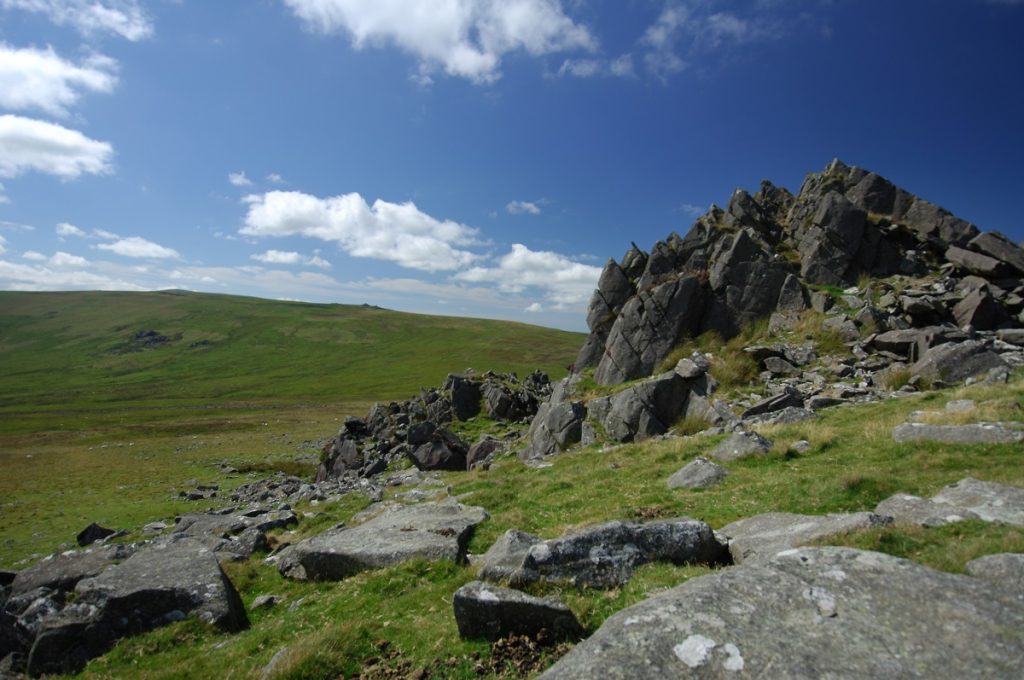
0;0;1022;332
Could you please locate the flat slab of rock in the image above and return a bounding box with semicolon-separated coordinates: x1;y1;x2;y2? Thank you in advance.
667;457;728;490
740;388;803;418
706;431;771;463
893;422;1024;445
10;544;135;597
174;508;297;559
477;519;728;588
27;537;248;675
719;511;892;564
967;553;1024;589
911;340;1008;384
932;478;1024;526
277;501;488;581
453;581;583;641
875;493;981;527
539;547;1024;679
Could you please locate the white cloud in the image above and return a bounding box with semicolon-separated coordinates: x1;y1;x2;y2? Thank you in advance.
228;171;252;187
641;2;689;81
0;0;153;41
23;250;46;261
241;190;480;272
0;114;113;179
0;234;6;254
49;250;88;266
251;249;332;268
0;181;7;204
525;302;543;313
266;173;286;184
92;228;118;239
282;0;596;84
678;203;705;218
0;44;118;117
96;236;179;259
56;221;86;237
455;243;601;308
557;53;634;79
0;258;146;290
506;200;541;215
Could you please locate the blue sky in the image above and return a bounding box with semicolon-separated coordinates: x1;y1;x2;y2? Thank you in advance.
1;0;1022;331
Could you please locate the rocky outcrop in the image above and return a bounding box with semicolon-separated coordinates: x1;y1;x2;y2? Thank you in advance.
892;422;1024;445
476;519;728;588
576;159;1024;387
539;547;1024;679
452;581;583;641
277;501;488;581
666;457;728;490
319;370;552;480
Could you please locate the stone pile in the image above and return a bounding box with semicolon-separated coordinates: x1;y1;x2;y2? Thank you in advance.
319;370;551;479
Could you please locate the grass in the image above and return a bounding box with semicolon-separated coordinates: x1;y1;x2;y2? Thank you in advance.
3;290;1024;678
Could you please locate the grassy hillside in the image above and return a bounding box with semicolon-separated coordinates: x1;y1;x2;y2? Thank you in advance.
0;290;582;410
0;290;583;564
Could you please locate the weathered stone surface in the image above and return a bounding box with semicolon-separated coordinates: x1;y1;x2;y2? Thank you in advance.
746;406;818;426
892;422;1024;445
911;340;1009;383
741;387;803;418
593;370;708;443
453;581;583;642
446;374;482;421
953;288;1002;330
11;544;134;598
476;529;541;584
316;438;361;482
172;508;297;559
946;245;1009;278
539;547;1024;680
521;380;587;459
27;537;248;676
874;493;981;527
706;431;771;463
968;231;1024;275
872;326;965;360
932;478;1024;526
466;437;503;470
278;501;488;581
720;512;893;565
478;519;728;588
667;457;729;490
409;427;468;471
966;553;1024;589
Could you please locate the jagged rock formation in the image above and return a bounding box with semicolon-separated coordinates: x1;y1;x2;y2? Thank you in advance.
578;159;1024;386
319;370;551;480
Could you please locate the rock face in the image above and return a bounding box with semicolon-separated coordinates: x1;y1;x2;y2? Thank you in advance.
539;547;1024;679
706;431;772;462
575;159;1024;387
892;422;1024;445
719;512;893;565
967;553;1024;589
319;371;552;481
26;538;248;676
277;501;488;581
452;581;583;641
476;519;728;588
931;477;1024;526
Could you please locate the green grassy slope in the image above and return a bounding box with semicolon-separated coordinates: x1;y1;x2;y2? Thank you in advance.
0;290;583;414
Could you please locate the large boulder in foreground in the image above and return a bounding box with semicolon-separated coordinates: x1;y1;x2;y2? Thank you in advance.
539;547;1024;679
277;501;488;581
453;581;583;642
719;511;892;565
27;537;247;676
477;519;728;588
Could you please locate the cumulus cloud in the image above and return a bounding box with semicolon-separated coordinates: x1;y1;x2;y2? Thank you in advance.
0;234;6;254
0;44;118;117
506;200;541;215
0;114;113;179
0;258;146;290
49;250;88;266
525;302;543;313
455;243;601;308
282;0;596;84
266;173;286;184
0;181;7;204
251;249;331;268
241;190;480;272
96;236;179;259
0;0;153;41
228;171;252;187
56;221;86;237
23;250;46;261
641;2;689;81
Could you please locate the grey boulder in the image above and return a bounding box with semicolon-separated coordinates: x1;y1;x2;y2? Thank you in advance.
539;547;1024;679
931;478;1024;526
707;431;771;463
874;493;981;527
278;501;488;581
911;340;1009;384
10;544;135;598
27;537;248;676
477;519;728;588
719;511;893;565
966;553;1024;589
892;422;1024;445
667;457;728;490
452;581;583;641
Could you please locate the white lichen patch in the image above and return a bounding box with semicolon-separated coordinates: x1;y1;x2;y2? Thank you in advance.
823;568;847;582
722;643;745;671
674;634;717;668
803;586;837;617
528;543;552;563
476;589;500;603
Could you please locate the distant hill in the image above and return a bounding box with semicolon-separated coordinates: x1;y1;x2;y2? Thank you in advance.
0;290;584;410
